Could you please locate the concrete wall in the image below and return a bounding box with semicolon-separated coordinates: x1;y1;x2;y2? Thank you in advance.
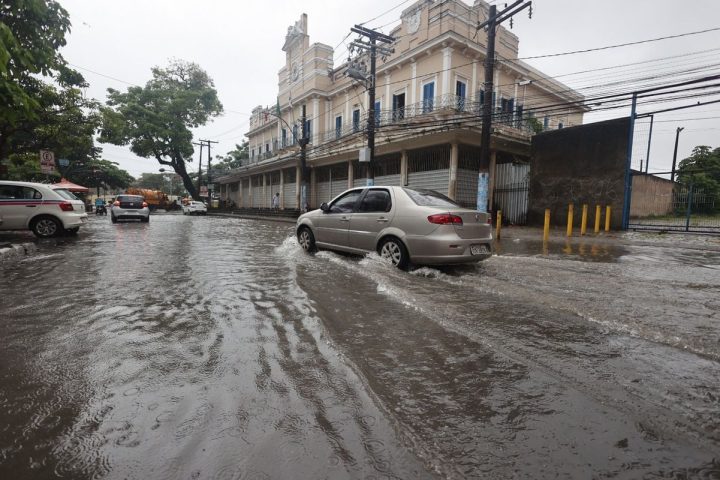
630;173;675;217
528;117;630;229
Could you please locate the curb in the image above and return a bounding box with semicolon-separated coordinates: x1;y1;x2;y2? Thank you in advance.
0;242;38;265
207;213;297;224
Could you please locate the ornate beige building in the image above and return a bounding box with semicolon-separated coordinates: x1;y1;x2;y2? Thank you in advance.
218;0;585;216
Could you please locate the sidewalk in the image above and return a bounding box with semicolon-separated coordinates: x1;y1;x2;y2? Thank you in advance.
208;212;297;224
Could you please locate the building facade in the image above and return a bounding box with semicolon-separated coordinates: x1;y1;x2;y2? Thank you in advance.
218;0;585;213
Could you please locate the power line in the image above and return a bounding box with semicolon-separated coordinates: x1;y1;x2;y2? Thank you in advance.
517;26;720;60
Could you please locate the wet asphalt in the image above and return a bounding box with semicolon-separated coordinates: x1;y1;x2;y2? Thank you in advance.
0;214;719;479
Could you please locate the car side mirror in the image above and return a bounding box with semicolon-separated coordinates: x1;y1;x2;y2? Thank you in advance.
320;202;329;212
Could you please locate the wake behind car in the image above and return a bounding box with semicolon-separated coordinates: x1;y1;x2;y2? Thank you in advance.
182;201;207;215
0;180;88;237
111;195;150;223
296;186;492;269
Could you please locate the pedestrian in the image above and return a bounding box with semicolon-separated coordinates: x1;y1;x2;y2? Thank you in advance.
272;192;280;211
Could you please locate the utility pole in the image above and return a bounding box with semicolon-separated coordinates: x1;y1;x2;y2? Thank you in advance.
299;104;309;211
192;141;204;198
476;1;532;209
200;139;219;209
670;126;684;183
346;25;394;186
645;114;654;173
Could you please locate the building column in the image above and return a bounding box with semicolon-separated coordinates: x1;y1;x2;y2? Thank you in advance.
347;160;354;189
262;173;267;208
441;47;453;106
385;73;391;114
448;143;459;200
410;61;417;106
312;97;320;146
249;177;253;207
310;168;317;209
471;60;478;97
296;163;301;210
400;150;408;186
488;150;497;211
239;179;244;208
279;169;285;209
345;92;350;125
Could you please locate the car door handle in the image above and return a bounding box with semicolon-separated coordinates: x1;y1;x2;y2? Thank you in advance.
376;217;389;222
340;216;350;222
26;205;37;208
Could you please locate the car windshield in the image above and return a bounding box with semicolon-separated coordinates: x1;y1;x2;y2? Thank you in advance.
191;202;205;206
53;188;79;200
402;188;460;207
118;195;143;202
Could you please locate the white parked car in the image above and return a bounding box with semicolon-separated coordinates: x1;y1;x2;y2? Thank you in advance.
183;201;207;215
0;181;88;237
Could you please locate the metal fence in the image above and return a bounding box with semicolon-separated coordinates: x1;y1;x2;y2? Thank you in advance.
493;163;530;225
629;171;719;233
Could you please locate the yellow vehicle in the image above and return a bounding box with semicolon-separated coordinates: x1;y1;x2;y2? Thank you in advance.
125;188;171;211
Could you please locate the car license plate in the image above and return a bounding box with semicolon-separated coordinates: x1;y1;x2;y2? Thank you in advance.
470;244;489;255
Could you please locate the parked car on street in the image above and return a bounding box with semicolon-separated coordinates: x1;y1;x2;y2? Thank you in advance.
0;181;88;237
110;194;150;223
183;201;207;215
296;186;492;269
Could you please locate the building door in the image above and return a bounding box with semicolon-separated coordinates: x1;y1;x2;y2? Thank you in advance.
455;81;466;111
392;93;405;121
422;82;435;113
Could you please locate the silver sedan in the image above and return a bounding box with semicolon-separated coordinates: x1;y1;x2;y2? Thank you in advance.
296;186;493;269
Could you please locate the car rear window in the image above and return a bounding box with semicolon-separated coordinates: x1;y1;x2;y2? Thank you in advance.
402;188;460;207
118;195;143;202
53;188;78;200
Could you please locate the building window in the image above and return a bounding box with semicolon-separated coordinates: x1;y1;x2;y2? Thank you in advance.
558;122;564;129
265;143;270;153
352;109;360;132
292;125;298;145
455;80;466;111
305;119;312;143
335;116;342;139
374;100;381;126
251;148;255;159
281;128;287;148
422;81;435;113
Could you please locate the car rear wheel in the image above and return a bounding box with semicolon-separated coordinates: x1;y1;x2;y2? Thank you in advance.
379;237;410;270
64;227;80;235
31;216;61;238
297;226;316;253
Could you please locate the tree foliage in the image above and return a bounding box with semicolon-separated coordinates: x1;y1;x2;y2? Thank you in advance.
212;140;249;176
100;60;223;199
0;0;73;131
677;145;720;212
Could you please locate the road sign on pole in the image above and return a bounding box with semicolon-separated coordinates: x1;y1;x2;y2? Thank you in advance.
40;150;56;174
199;186;208;197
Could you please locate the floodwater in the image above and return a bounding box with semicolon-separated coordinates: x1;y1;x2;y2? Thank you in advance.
1;215;718;479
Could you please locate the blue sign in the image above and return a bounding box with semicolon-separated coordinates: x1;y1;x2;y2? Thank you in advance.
477;172;489;212
366;178;375;187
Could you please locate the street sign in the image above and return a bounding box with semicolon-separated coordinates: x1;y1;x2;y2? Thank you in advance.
358;147;370;163
40;150;55;174
199;186;208;197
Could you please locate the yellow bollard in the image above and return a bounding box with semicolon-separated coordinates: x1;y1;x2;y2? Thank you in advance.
605;205;612;232
566;203;574;237
543;208;550;242
495;210;502;240
594;205;601;234
580;204;588;236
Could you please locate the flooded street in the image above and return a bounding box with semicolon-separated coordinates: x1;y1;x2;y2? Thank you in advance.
1;214;719;479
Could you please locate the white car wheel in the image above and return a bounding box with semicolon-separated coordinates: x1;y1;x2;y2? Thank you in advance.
379;237;409;270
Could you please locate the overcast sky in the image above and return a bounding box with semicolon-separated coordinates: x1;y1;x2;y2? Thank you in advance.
58;0;720;178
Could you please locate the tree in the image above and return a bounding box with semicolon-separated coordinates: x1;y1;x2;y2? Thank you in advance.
0;0;74;158
677;145;720;212
100;60;223;199
211;140;249;177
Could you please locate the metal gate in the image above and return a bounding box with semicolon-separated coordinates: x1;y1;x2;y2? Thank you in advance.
242;179;250;207
251;176;262;208
407;146;450;195
493;163;529;225
282;168;296;209
629;170;719;233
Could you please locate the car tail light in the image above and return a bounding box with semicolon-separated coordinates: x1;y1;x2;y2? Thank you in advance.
427;213;463;226
114;201;120;206
142;202;148;208
58;201;74;212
